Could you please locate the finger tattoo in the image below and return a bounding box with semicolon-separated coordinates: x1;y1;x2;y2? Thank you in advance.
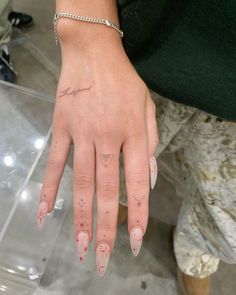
132;194;145;207
100;154;114;167
78;198;86;208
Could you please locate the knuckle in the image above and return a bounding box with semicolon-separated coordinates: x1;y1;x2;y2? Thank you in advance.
126;118;146;139
74;172;93;189
151;100;156;113
151;136;159;147
97;118;116;136
126;173;149;190
98;224;116;235
42;183;57;193
47;156;64;170
127;115;142;130
99;126;112;137
99;180;117;197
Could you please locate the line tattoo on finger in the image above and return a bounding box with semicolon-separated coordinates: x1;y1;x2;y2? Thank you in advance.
59;85;93;98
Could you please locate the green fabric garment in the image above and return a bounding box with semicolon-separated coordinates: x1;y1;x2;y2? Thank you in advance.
118;0;236;121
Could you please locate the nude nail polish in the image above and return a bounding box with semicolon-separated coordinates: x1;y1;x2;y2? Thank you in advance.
76;232;89;263
37;201;48;230
149;156;158;190
96;243;110;277
130;227;143;256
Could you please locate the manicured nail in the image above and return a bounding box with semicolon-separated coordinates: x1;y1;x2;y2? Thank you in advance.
149;156;158;190
37;201;48;230
130;227;143;256
96;243;110;277
76;232;89;263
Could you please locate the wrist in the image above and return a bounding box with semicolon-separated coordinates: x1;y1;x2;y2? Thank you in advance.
57;19;125;58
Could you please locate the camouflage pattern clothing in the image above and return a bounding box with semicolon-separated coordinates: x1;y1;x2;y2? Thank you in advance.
119;91;236;278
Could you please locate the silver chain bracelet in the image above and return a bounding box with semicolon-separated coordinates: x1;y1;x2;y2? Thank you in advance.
53;12;124;44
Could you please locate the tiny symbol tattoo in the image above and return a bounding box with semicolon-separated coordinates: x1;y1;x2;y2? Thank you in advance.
133;194;145;208
59;85;92;98
101;154;114;167
79;219;88;229
78;198;86;208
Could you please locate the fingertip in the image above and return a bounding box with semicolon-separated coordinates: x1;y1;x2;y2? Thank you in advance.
130;226;143;256
96;242;111;277
36;201;48;231
76;231;90;263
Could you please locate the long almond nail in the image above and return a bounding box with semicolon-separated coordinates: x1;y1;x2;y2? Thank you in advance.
37;201;48;230
149;156;158;190
76;232;89;263
96;243;110;277
130;227;143;256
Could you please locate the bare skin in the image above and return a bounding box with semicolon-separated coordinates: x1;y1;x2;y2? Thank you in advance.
37;0;158;275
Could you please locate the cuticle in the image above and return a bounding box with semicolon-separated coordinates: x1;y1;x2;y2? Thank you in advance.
96;240;111;251
129;225;144;235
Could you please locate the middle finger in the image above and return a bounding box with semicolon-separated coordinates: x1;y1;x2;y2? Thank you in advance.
95;142;121;276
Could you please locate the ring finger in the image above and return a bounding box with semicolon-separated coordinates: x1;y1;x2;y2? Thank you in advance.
73;139;95;262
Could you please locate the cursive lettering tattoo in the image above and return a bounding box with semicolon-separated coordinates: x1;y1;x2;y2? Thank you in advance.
59;85;93;98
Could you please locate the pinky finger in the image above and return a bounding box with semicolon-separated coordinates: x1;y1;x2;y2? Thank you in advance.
37;132;71;230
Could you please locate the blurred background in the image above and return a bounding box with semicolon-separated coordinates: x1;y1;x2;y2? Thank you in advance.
0;0;235;294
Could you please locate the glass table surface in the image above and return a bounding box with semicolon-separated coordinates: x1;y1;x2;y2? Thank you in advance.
0;81;70;294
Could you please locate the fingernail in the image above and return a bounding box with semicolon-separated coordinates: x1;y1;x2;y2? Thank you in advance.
130;227;143;256
37;201;48;230
76;232;89;263
96;242;110;277
149;156;158;190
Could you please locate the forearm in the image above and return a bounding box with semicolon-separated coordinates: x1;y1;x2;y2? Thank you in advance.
55;0;123;53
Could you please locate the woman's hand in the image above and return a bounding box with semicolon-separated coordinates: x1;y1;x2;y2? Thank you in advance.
36;21;158;276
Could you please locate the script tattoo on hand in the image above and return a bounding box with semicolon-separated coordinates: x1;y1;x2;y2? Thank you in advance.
59;85;93;98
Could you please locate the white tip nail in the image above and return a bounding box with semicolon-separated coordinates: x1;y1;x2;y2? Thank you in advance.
76;232;89;263
130;227;143;256
37;201;48;230
150;156;158;190
96;243;110;277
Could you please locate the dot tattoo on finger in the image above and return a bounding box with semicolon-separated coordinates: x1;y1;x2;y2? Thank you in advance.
79;219;88;229
78;198;86;208
132;194;145;207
